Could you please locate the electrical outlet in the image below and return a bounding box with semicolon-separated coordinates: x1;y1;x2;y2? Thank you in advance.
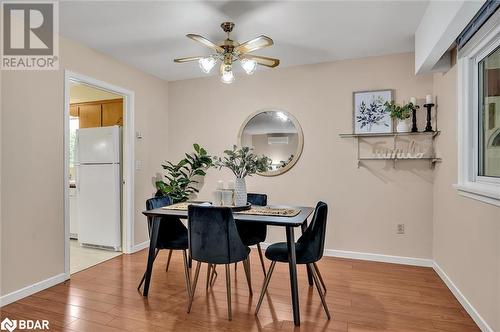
397;224;405;234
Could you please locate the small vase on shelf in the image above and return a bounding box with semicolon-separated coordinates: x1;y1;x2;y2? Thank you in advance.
396;119;410;133
234;177;247;206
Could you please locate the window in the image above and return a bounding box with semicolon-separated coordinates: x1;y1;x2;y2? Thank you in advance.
478;46;500;177
457;13;500;206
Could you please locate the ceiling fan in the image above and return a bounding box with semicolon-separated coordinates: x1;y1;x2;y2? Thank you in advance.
174;22;280;84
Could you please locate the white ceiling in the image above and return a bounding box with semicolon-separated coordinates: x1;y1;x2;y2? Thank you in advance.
60;1;429;82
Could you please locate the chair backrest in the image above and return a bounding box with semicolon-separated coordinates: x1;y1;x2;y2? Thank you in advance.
146;195;172;210
298;201;328;262
247;193;267;206
188;205;249;264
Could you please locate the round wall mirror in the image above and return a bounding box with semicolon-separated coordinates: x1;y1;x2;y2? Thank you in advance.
238;110;304;176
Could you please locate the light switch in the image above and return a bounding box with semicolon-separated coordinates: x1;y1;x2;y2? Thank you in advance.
135;160;143;170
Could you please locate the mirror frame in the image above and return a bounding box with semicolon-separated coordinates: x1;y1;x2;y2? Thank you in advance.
237;109;304;177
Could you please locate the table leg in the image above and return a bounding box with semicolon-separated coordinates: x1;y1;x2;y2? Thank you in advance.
286;226;300;326
301;220;314;286
143;216;160;296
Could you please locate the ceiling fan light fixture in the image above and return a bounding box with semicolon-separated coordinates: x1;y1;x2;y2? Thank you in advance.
240;58;257;75
198;56;217;73
175;22;279;84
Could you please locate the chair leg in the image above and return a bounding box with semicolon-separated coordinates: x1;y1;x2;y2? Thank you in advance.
187;261;201;313
255;261;276;315
235;262;237;272
313;262;327;294
256;243;267;277
308;263;331;320
242;257;253;295
182;250;192;310
225;264;232;321
206;264;212;290
165;250;173;272
210;264;218;287
137;249;159;290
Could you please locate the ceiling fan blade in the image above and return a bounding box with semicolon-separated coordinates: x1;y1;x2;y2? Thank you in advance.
186;34;224;53
242;55;280;68
235;35;273;54
174;56;204;63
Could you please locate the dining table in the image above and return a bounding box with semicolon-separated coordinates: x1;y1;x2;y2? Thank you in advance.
141;203;315;326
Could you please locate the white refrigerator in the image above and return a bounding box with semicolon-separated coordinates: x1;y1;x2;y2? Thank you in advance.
76;126;121;251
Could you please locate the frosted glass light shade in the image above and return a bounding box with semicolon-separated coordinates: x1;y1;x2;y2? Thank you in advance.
240;58;257;75
198;57;217;74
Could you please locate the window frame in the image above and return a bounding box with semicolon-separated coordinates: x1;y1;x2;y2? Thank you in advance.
456;16;500;207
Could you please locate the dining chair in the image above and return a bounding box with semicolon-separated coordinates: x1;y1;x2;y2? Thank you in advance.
137;196;192;307
255;201;330;319
235;193;268;275
187;205;252;320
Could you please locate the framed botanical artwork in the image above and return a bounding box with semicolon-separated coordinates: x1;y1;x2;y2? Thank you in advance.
353;89;393;134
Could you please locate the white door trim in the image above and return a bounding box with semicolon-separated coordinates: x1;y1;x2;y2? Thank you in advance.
64;70;135;279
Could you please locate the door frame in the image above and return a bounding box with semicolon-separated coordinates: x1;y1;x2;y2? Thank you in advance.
64;70;135;278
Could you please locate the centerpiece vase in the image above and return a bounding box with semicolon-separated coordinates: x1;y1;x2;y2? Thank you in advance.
234;177;247;206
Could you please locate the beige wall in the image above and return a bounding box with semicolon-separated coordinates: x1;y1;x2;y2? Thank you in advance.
168;53;435;258
0;37;168;296
432;66;500;331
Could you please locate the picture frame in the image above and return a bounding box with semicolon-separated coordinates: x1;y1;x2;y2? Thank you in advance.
353;89;393;134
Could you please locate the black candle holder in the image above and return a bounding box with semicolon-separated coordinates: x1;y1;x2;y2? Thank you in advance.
423;103;434;132
411;104;419;132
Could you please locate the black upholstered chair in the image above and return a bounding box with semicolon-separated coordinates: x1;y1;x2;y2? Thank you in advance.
137;196;192;306
235;193;268;275
187;205;252;320
255;201;330;319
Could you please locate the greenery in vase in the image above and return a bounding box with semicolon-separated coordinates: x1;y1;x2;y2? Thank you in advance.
384;100;416;120
213;145;271;178
155;143;213;203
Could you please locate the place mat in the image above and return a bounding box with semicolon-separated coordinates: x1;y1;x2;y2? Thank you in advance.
235;207;301;217
161;202;192;210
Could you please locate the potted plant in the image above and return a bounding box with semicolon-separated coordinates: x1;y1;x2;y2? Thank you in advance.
214;145;271;206
384;100;414;133
155;143;213;203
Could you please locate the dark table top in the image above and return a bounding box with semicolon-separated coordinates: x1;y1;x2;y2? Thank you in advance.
142;204;314;227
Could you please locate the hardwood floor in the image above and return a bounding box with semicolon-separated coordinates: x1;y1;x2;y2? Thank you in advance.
1;249;479;331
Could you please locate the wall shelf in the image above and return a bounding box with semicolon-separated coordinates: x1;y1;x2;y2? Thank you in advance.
339;131;442;169
339;131;440;138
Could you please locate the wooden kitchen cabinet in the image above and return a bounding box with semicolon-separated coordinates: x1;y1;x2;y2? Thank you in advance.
70;99;123;128
102;100;124;126
79;104;102;128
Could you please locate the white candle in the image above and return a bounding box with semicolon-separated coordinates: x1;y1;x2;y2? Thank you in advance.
409;97;416;105
425;94;433;104
216;180;224;190
227;180;235;190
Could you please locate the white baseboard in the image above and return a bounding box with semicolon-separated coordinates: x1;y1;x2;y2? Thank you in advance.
259;243;433;267
433;262;493;332
0;273;67;307
131;240;150;253
325;249;434;267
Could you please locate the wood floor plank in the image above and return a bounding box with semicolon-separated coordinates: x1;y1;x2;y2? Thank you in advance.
0;249;480;331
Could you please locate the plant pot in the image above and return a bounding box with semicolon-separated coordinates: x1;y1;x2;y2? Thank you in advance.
396;119;410;133
234;177;247;206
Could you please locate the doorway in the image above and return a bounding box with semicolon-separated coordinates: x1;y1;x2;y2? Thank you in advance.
64;71;135;277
